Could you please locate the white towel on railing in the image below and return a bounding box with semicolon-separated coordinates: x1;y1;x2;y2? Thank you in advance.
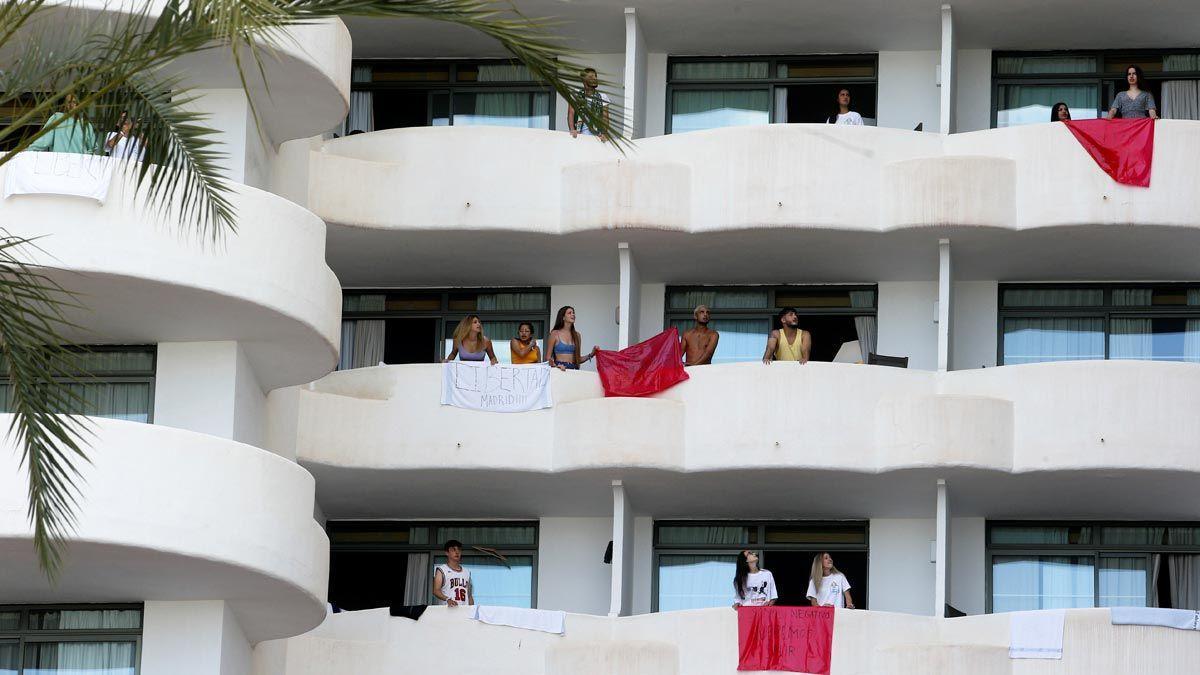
1111;607;1200;631
1008;610;1065;659
469;605;565;635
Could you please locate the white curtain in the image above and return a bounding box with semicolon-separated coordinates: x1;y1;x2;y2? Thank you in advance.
1185;319;1200;363
1162;55;1200;121
345;65;374;134
1109;318;1154;360
850;291;877;357
403;552;431;605
57;610;140;629
1112;288;1154;306
992;555;1093;612
671;90;770;133
1099;557;1148;607
668;289;769;310
672;61;769;80
1151;554;1163;607
657;525;750;545
1003;317;1104;364
24;642;136;675
1168;555;1200;610
774;87;788;124
338;321;356;370
476;292;546;310
1004;288;1103;306
351;320;386;368
658;554;739;612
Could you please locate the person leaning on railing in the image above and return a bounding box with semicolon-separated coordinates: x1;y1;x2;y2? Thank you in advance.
510;321;542;364
546;305;598;371
29;94;99;154
1108;64;1158;120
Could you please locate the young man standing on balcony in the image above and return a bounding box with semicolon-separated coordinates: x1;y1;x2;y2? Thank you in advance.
681;304;720;366
568;67;610;141
433;540;473;607
762;307;811;365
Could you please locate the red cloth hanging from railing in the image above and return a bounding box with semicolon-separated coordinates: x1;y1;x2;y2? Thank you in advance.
1063;118;1154;187
594;328;689;397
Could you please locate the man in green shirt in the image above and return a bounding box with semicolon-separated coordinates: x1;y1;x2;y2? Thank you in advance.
29;94;99;154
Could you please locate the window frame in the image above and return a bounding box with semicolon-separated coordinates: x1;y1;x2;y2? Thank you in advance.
665;54;879;134
0;345;157;423
327;520;540;608
990;49;1200;128
985;520;1200;613
996;282;1200;365
349;59;557;130
340;287;552;367
0;603;143;675
650;520;869;613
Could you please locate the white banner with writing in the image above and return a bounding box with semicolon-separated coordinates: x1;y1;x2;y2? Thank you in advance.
3;151;117;203
441;361;553;413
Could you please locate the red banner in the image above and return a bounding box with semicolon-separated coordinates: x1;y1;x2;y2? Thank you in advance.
1063;118;1154;187
594;328;689;397
737;606;835;674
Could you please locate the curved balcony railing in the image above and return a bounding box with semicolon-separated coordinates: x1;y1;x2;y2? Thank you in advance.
272;360;1200;476
261;606;1186;675
276;121;1200;235
0;159;342;390
0;416;328;642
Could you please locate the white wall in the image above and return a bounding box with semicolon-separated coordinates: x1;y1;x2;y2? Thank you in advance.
950;517;986;615
555;53;625;133
550;285;619;370
190;89;276;189
877;282;938;370
639;283;666;341
538;517;613;615
868;518;935;615
877;51;941;132
952;281;998;370
632;516;654;615
155;341;266;446
644;52;668;137
956;49;993;133
142;601;251;675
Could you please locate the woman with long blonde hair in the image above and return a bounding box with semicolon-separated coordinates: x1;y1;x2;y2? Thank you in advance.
806;552;854;609
445;314;498;364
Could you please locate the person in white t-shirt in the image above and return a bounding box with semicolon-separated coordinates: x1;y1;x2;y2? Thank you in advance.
432;539;473;607
806;552;855;609
104;111;145;161
827;88;864;126
731;550;779;608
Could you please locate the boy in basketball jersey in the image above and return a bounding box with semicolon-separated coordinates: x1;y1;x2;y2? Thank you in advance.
432;539;473;607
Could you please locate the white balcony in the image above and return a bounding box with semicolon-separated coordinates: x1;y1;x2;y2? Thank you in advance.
271;360;1200;520
257;606;1200;675
0;162;341;390
276;122;1200;286
0;416;328;642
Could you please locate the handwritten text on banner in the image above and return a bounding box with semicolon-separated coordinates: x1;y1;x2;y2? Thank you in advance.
441;361;552;413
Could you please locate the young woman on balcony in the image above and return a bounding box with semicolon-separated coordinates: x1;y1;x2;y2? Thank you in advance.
1108;65;1158;119
807;552;855;609
445;315;498;365
510;321;541;364
547;306;597;370
1051;102;1072;122
826;88;864;125
732;550;778;608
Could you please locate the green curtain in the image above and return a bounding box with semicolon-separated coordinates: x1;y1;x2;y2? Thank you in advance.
657;525;751;545
435;525;536;546
667;289;769;310
1112;288;1154;306
343;293;387;312
671;61;769;80
476;292;547;310
996;56;1096;75
477;64;535;82
1003;288;1104;307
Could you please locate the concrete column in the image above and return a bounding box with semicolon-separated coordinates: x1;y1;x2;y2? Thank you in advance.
934;479;951;617
188;89;275;189
154;341;267;447
622;8;648;139
938;4;957;134
618;242;640;349
609;480;635;617
936;238;953;372
141;601;251;675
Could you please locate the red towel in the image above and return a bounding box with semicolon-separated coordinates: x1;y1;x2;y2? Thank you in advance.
1063;118;1154;187
594;328;689;397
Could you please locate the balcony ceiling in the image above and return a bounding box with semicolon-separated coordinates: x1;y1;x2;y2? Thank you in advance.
344;0;1200;58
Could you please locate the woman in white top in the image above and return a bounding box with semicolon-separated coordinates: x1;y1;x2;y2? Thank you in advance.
105;111;145;161
807;552;855;608
731;550;779;608
827;88;864;126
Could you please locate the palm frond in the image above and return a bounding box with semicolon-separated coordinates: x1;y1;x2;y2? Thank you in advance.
0;233;91;580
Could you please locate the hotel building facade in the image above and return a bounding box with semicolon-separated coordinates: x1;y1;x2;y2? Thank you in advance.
4;1;1200;673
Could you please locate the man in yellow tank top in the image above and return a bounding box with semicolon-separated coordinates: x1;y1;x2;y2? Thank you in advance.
761;307;811;364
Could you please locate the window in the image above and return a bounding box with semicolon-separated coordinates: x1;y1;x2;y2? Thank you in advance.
998;284;1200;365
326;521;538;610
666;55;877;133
652;521;868;612
664;286;877;364
987;522;1200;612
339;289;550;369
992;50;1200;127
0;605;141;675
0;347;156;422
346;61;553;134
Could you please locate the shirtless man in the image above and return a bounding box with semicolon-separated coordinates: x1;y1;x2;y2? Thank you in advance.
680;305;720;366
